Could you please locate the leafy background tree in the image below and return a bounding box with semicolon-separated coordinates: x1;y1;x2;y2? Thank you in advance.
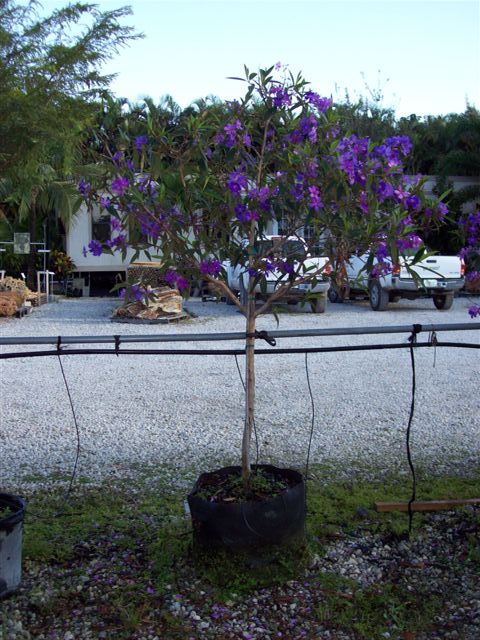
0;0;140;286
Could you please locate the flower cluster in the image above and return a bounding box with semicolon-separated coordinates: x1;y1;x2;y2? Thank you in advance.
164;269;189;291
78;63;478;321
200;258;222;276
119;283;148;304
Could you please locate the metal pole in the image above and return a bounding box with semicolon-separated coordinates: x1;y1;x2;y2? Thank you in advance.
0;323;478;347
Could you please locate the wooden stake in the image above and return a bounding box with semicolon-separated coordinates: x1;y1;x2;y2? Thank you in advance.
375;498;480;513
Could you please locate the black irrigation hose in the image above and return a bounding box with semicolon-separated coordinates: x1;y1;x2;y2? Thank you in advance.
1;341;478;360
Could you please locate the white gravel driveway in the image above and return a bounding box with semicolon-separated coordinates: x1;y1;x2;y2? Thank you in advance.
0;294;479;487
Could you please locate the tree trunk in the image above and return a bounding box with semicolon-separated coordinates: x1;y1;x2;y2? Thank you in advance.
242;219;257;488
242;284;256;488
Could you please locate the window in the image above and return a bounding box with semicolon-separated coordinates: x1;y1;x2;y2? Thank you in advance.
91;207;111;243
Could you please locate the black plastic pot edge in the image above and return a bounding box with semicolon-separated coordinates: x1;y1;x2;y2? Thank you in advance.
0;493;25;531
187;464;306;552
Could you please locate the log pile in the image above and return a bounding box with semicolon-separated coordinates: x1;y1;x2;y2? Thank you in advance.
111;287;184;321
0;277;32;317
0;292;18;317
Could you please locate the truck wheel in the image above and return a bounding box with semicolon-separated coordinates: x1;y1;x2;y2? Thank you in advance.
369;280;389;311
433;293;454;310
239;277;249;306
328;286;344;303
310;296;326;313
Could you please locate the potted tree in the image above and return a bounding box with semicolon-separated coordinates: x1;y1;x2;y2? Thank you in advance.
81;65;456;554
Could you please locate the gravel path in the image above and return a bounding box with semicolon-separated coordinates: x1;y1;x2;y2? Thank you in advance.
0;294;479;487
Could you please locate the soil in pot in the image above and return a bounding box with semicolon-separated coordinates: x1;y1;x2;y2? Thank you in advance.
187;465;307;574
0;493;25;598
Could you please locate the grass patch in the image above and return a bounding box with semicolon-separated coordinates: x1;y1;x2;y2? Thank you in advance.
306;465;480;539
315;578;443;640
14;466;479;637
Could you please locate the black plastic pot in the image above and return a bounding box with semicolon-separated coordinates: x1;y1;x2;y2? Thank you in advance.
187;465;305;551
0;493;25;598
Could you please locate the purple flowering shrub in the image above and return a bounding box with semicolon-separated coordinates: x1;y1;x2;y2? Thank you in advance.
80;65;452;311
79;64;477;481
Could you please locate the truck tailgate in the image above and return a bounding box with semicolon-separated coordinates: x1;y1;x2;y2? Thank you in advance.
400;256;462;280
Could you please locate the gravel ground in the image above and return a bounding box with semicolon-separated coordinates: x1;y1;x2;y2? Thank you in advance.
0;294;479;639
0;293;479;486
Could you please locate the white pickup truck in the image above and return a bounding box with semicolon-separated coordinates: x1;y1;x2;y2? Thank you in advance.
329;250;465;311
223;236;331;312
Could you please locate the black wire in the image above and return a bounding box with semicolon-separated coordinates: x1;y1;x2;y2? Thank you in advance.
406;331;418;534
26;354;81;521
234;354;259;469
1;341;478;361
304;352;316;503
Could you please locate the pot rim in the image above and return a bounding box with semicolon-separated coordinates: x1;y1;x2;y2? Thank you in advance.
188;464;304;501
0;493;26;528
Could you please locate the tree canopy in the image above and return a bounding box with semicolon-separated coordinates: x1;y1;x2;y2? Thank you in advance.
0;0;140;283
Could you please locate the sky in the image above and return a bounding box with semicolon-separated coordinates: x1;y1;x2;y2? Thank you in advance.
42;0;480;118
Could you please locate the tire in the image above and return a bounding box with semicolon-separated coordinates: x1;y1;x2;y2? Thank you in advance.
369;280;389;311
310;295;326;313
239;276;249;306
328;286;344;304
433;293;454;310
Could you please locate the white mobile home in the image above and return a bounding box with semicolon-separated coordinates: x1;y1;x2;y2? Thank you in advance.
66;203;152;296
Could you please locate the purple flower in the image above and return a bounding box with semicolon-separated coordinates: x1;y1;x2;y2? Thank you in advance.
106;234;126;250
278;259;295;275
227;170;248;194
111;177;129;197
437;202;448;219
164;270;189;291
308;185;323;211
200;259;222;276
468;304;480;318
269;85;291;108
78;180;91;197
406;194;421;211
304;90;332;113
129;283;146;303
359;191;369;214
82;246;88;258
235;204;258;223
396;234;422;252
135;135;148;151
110;218;121;231
242;133;251;147
223;119;242;147
88;240;103;256
176;276;189;291
126;158;134;172
100;196;111;209
375;242;388;261
112;151;124;167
